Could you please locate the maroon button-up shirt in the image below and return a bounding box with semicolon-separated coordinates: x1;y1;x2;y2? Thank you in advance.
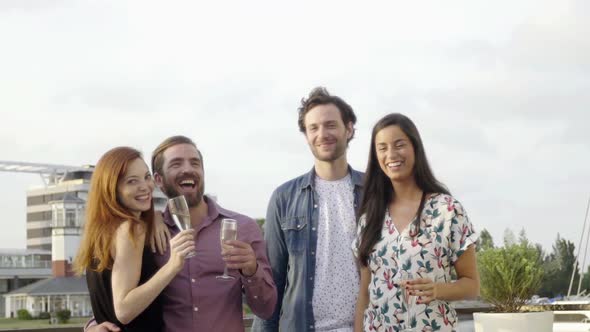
155;196;277;332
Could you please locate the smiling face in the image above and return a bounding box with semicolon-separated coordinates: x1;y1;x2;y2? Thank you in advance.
116;158;154;217
375;125;416;183
303;103;353;163
154;143;205;207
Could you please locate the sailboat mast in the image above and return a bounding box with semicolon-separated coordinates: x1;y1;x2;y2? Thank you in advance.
568;196;590;297
577;197;590;295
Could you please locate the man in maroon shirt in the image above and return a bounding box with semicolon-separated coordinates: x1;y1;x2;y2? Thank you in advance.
87;136;277;332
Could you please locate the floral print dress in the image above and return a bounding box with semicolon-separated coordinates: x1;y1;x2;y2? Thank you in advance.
352;193;478;332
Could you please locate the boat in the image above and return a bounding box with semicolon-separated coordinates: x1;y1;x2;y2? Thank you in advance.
553;197;590;332
553;310;590;332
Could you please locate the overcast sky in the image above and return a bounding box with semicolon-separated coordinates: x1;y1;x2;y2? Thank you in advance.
0;0;588;256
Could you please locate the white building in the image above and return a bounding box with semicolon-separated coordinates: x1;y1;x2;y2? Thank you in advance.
4;276;91;318
0;249;52;317
25;166;94;252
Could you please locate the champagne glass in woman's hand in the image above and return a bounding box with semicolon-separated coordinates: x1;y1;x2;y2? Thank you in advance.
398;272;417;332
167;195;196;258
216;218;238;280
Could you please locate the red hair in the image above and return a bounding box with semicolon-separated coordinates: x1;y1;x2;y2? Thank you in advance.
74;146;154;274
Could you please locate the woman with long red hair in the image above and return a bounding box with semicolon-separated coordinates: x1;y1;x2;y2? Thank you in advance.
74;146;194;332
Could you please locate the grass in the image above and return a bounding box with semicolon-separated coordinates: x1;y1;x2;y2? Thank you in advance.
0;317;87;329
243;303;252;316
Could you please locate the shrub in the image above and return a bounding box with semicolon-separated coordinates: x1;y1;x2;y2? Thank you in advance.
56;309;71;323
17;309;32;320
37;311;50;319
478;242;543;312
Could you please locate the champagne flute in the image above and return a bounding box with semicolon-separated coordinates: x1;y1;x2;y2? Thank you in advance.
216;218;238;281
167;195;196;258
399;272;417;332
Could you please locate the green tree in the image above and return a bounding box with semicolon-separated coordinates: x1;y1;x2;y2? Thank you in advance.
503;228;517;247
518;228;529;246
580;265;590;295
255;218;265;231
477;228;494;251
17;309;32;320
56;309;71;324
538;234;580;298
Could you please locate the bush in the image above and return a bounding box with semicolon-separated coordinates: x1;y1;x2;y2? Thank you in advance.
17;309;32;320
37;311;50;319
56;309;71;323
478;242;543;312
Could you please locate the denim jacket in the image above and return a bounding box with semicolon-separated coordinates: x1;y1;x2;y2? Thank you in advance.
252;166;364;332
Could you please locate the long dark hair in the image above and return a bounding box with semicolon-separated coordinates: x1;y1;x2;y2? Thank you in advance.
357;113;450;266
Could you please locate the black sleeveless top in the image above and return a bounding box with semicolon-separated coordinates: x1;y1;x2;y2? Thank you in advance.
86;247;163;332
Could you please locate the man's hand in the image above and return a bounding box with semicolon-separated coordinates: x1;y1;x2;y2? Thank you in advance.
222;240;258;277
87;321;121;332
150;211;170;254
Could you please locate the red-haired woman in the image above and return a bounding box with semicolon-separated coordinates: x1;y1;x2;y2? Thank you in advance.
74;147;194;332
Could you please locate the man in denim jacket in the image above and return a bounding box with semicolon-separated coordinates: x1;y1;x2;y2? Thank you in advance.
253;87;363;332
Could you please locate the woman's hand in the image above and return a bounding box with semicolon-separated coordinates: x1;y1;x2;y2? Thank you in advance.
150;212;171;254
167;229;195;273
406;277;438;304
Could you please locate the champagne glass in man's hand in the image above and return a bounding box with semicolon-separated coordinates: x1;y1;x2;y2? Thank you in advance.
216;218;238;280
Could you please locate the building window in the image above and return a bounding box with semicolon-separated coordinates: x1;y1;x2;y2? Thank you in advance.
66;209;76;227
27;211;52;222
54;209;64;227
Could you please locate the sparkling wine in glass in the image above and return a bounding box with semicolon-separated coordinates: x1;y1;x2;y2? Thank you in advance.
216;218;238;281
167;195;196;258
399;272;417;332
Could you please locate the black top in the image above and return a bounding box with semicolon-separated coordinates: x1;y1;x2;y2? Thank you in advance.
86;247;163;332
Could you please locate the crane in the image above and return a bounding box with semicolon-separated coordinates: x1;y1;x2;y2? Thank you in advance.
0;161;93;187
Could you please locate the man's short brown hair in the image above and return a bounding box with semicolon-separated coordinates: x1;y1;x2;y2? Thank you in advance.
297;87;357;142
151;135;200;175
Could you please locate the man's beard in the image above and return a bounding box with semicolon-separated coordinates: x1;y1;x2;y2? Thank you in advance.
161;175;204;207
310;139;347;162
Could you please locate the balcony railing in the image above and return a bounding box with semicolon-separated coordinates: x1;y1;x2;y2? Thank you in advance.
0;259;52;269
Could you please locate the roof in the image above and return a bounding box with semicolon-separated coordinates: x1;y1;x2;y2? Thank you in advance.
4;276;88;296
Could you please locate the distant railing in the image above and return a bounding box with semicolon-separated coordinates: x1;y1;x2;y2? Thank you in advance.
0;260;52;269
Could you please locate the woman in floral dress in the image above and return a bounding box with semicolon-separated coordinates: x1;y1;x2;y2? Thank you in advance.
353;113;480;332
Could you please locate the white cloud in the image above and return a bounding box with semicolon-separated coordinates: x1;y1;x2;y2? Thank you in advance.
0;0;588;254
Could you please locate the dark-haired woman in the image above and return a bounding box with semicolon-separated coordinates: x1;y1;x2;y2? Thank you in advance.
353;114;480;332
